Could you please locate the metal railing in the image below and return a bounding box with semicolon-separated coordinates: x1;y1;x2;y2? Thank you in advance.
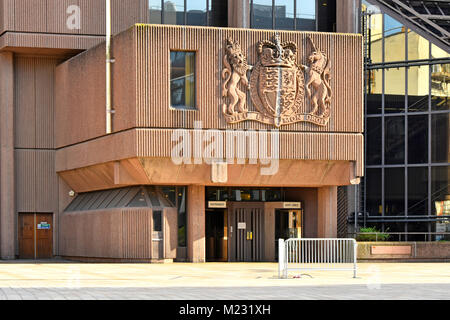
348;232;450;242
278;238;358;279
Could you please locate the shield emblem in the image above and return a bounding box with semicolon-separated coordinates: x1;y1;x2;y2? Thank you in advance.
258;66;298;118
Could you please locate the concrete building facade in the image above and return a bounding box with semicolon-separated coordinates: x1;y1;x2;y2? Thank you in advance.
0;0;363;262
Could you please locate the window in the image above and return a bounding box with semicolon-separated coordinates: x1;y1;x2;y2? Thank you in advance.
149;0;227;27
153;210;162;232
170;51;196;110
251;0;318;31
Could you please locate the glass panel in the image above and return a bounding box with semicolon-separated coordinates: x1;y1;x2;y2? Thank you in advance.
407;66;429;112
407;30;429;60
384;14;405;62
431;44;450;59
252;0;273;29
128;189;148;207
149;0;162;24
366;71;382;115
431;166;450;216
170;51;196;110
161;186;176;206
431;113;450;163
431;64;449;111
363;2;382;64
274;0;294;30
164;0;185;25
366;168;382;215
146;187;161;207
407;222;429;241
366;117;382;165
385;116;405;164
408;115;428;164
385;168;405;216
408;167;428;215
296;0;316;31
153;210;162;232
177;187;187;247
186;0;207;26
206;187;229;201
385;68;405;113
209;0;228;27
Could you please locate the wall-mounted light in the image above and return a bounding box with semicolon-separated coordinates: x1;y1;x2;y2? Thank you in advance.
69;190;75;197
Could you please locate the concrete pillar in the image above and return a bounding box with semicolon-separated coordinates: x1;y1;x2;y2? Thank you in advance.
317;186;337;238
336;0;360;33
0;52;15;259
187;185;205;262
228;0;250;28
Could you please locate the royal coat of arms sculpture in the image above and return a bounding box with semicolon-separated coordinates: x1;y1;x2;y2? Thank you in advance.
221;34;332;127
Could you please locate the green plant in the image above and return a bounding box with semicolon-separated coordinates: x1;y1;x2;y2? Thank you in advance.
356;227;390;241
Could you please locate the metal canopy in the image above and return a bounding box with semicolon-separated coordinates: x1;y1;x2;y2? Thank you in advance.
366;0;450;53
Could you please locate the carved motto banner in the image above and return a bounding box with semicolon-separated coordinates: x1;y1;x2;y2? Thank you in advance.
222;34;332;127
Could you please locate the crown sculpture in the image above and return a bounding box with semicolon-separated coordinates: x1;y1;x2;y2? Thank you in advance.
222;34;332;127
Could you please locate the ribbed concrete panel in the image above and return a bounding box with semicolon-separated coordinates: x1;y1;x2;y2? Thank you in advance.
14;56;59;149
14;0;47;32
15;150;57;213
35;150;58;212
55;128;363;177
14;56;35;148
122;209;152;259
15;149;36;212
35;58;58;148
60;209;123;258
134;25;363;133
3;0;146;36
0;32;104;51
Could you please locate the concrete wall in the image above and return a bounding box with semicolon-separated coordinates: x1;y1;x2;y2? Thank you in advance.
55;25;364;147
60;207;177;260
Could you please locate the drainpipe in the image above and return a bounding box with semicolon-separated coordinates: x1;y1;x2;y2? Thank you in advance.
106;0;113;134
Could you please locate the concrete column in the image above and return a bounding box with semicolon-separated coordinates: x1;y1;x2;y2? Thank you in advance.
336;0;360;33
317;186;337;238
228;0;250;28
0;52;15;259
187;185;205;262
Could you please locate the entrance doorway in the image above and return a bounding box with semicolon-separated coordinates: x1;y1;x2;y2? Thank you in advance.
205;209;227;261
18;213;53;259
228;202;264;262
275;209;303;259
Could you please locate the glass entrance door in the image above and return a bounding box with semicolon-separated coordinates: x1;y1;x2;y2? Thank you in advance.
275;209;302;260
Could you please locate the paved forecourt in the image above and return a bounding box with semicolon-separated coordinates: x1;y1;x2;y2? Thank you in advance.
0;261;449;299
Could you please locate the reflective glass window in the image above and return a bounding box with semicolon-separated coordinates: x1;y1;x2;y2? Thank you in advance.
296;0;316;31
385;68;405;113
164;0;185;25
431;166;450;216
366;117;382;165
366;168;382;215
149;0;162;24
408;66;429;112
431;113;450;163
384;15;405;62
385;168;405;216
408;115;428;164
431;64;449;111
385;116;405;164
275;0;294;30
252;0;273;29
187;0;207;26
408;167;428;215
170;51;196;110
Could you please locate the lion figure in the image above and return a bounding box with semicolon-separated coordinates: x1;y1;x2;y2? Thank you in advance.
222;38;252;115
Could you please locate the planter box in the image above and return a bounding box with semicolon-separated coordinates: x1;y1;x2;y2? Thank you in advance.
357;242;450;260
